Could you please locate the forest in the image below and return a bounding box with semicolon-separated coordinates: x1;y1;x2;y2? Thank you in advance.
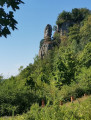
0;8;91;120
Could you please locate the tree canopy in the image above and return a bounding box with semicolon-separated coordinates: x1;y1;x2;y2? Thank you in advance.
56;8;91;26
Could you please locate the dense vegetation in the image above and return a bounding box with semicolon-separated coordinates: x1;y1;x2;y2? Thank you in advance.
56;8;91;26
1;96;91;120
0;8;91;119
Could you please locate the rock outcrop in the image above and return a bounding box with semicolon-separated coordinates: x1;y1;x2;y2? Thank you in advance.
39;24;53;59
39;22;71;59
44;24;52;40
57;22;72;36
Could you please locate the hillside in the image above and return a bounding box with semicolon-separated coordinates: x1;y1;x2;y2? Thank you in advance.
1;95;91;120
0;8;91;119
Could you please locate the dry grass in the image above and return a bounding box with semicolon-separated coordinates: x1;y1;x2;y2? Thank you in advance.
64;95;90;107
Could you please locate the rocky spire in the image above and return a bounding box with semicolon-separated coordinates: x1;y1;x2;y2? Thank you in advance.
44;24;52;41
39;24;53;59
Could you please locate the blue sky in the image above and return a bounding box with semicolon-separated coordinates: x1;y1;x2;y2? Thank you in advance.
0;0;91;78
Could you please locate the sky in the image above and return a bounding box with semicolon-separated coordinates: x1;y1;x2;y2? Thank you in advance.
0;0;91;78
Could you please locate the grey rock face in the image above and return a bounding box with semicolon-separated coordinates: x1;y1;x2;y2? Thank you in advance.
39;42;53;59
44;24;52;40
39;24;53;58
57;22;71;36
60;22;70;36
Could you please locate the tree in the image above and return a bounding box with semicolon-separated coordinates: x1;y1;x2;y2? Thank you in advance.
18;66;24;73
72;8;91;23
68;24;80;53
56;11;71;26
78;42;91;68
76;67;91;94
53;25;57;31
0;74;3;83
0;0;24;37
80;15;91;49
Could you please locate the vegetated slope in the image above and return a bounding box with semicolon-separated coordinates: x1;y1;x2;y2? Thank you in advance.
1;96;91;120
0;8;91;118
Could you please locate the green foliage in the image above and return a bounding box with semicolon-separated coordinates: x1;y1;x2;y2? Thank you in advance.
80;15;91;48
78;42;91;67
0;0;24;37
0;74;3;83
53;32;60;44
4;96;90;120
68;24;80;43
68;24;80;53
53;47;77;88
56;8;91;26
0;8;91;119
76;67;91;94
72;8;91;23
53;25;57;31
56;11;72;26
